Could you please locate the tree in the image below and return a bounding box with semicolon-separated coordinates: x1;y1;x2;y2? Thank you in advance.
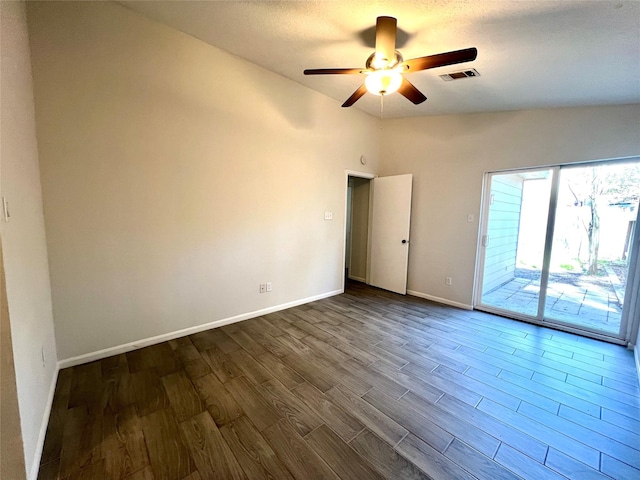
585;169;601;275
565;163;640;275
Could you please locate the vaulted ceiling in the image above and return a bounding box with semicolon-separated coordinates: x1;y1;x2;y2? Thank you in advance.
119;1;640;118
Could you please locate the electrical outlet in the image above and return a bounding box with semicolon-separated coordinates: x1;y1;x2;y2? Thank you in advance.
259;283;266;294
445;277;452;286
266;282;272;292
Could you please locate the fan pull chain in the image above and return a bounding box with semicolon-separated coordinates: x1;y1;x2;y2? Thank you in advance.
380;94;384;119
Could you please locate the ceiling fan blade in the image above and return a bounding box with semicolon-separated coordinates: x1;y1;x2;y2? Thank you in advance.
342;84;368;108
398;77;427;105
402;48;477;72
375;16;397;64
304;68;364;75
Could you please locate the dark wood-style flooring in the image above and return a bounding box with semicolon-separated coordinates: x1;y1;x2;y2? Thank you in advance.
38;281;640;479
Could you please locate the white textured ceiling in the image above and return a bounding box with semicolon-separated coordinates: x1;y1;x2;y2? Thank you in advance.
119;0;640;118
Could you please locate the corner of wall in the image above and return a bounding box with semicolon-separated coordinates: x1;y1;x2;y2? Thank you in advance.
1;2;60;478
27;368;60;480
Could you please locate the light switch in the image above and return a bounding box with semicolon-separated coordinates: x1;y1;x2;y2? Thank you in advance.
467;213;474;223
324;211;333;220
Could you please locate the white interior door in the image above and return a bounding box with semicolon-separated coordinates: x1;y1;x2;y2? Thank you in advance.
369;174;413;294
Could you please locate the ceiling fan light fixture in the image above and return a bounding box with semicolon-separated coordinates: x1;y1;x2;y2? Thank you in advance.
365;69;403;96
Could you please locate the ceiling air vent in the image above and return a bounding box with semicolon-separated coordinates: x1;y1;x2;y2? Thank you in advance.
439;69;480;81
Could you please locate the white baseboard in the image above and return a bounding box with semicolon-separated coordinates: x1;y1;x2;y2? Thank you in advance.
30;364;60;480
58;289;342;369
406;290;473;310
348;275;366;283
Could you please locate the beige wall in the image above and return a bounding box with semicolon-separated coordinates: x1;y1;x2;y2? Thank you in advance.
0;1;58;478
1;242;27;480
6;2;640;475
380;105;640;307
27;1;379;361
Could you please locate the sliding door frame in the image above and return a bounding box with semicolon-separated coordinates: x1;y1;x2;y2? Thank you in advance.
474;157;640;346
536;166;560;319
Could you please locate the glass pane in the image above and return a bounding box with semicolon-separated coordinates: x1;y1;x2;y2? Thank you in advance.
544;162;640;335
481;170;553;316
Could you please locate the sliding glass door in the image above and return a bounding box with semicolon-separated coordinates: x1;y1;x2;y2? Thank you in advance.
479;169;553;317
476;160;640;342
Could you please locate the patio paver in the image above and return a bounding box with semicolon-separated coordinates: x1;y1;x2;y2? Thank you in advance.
482;273;623;335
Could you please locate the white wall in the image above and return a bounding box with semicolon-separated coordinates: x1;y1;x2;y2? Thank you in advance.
27;1;379;361
0;2;58;478
380;105;640;308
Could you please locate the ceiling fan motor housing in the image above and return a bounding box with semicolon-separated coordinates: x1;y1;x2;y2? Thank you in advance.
366;50;404;70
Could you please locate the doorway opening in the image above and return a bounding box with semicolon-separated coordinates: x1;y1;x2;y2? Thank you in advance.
475;159;640;343
343;171;413;295
345;176;372;284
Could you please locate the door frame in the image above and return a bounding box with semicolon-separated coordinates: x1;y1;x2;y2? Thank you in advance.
473;165;555;318
622;199;640;344
474;157;640;346
342;170;376;293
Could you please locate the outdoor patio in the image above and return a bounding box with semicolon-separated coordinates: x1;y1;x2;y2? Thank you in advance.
481;269;623;334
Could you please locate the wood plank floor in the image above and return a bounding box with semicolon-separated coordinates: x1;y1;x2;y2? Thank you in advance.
38;281;640;480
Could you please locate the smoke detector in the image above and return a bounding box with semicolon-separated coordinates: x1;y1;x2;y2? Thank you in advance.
439;69;480;81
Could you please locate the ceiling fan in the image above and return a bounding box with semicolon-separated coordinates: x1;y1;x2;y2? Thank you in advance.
304;16;477;107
